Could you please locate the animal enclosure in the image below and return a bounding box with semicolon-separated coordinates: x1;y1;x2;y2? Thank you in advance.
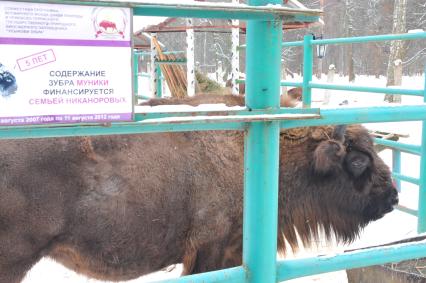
1;1;426;283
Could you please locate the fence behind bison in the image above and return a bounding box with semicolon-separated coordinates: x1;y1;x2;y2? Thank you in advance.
277;32;426;235
2;1;426;283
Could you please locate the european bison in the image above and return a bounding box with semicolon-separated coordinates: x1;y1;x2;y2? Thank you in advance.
0;95;397;282
287;87;303;101
99;20;118;32
0;63;17;97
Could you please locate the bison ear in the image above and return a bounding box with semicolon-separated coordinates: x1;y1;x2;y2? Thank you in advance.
313;140;346;175
333;125;347;142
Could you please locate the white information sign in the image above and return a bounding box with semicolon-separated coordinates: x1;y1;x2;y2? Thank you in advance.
0;1;132;125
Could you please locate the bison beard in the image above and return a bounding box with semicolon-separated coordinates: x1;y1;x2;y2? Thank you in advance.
0;95;397;282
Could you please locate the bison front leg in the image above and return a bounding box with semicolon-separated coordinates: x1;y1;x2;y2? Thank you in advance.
0;234;43;283
0;261;36;283
182;233;242;275
0;189;59;283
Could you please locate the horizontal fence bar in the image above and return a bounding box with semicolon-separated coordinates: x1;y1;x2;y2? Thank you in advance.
282;105;426;128
0;121;246;140
280;81;303;87
313;32;426;46
11;0;321;20
373;138;421;155
137;113;320;125
277;239;426;281
136;107;320;120
392;172;420;186
242;40;302;49
0;108;320;139
152;266;246;283
282;41;304;47
256;80;424;96
309;82;424;96
136;51;185;56
280;32;426;47
238;79;304;88
396;205;418;217
1;105;426;139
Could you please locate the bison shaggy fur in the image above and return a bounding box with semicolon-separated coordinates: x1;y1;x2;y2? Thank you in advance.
0;95;397;282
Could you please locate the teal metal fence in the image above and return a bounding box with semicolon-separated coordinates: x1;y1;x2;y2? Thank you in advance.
3;0;426;282
280;32;426;235
134;51;164;99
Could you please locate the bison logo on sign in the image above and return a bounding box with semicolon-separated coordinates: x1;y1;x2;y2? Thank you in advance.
0;63;17;97
92;8;128;38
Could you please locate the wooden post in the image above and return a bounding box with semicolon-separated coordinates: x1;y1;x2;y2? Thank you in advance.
323;64;335;105
231;2;240;95
150;33;157;98
146;62;151;93
186;18;195;97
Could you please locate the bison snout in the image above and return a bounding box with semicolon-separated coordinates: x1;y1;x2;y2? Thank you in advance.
390;187;399;206
382;187;399;215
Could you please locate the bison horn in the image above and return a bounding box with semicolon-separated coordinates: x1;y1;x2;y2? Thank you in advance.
333;125;347;142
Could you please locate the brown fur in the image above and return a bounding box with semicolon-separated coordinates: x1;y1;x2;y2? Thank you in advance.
140;93;296;108
0;96;397;282
287;87;303;101
225;79;246;95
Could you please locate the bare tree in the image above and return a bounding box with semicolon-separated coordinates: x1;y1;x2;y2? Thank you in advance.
384;0;407;103
345;0;356;82
314;0;325;79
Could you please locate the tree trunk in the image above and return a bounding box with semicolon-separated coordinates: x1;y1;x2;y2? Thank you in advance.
315;0;325;79
373;43;382;79
345;0;356;82
384;0;407;103
347;43;355;82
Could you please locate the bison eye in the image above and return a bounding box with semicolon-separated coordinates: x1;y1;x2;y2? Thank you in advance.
345;151;370;177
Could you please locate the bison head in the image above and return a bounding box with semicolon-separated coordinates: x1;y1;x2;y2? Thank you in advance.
279;124;398;252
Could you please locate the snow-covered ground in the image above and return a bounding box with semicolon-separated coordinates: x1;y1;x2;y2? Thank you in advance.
24;73;425;282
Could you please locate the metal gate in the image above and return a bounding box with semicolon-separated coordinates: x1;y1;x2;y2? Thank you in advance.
2;1;426;283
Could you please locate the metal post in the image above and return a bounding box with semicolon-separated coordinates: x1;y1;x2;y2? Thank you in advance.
392;150;402;192
302;34;313;108
133;52;139;98
186;18;195;97
418;67;426;233
243;0;282;282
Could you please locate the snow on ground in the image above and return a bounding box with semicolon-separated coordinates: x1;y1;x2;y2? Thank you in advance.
24;74;425;282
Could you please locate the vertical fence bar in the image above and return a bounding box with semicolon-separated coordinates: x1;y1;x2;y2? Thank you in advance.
302;34;313;108
133;52;139;98
418;68;426;233
393;150;402;192
243;0;282;282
